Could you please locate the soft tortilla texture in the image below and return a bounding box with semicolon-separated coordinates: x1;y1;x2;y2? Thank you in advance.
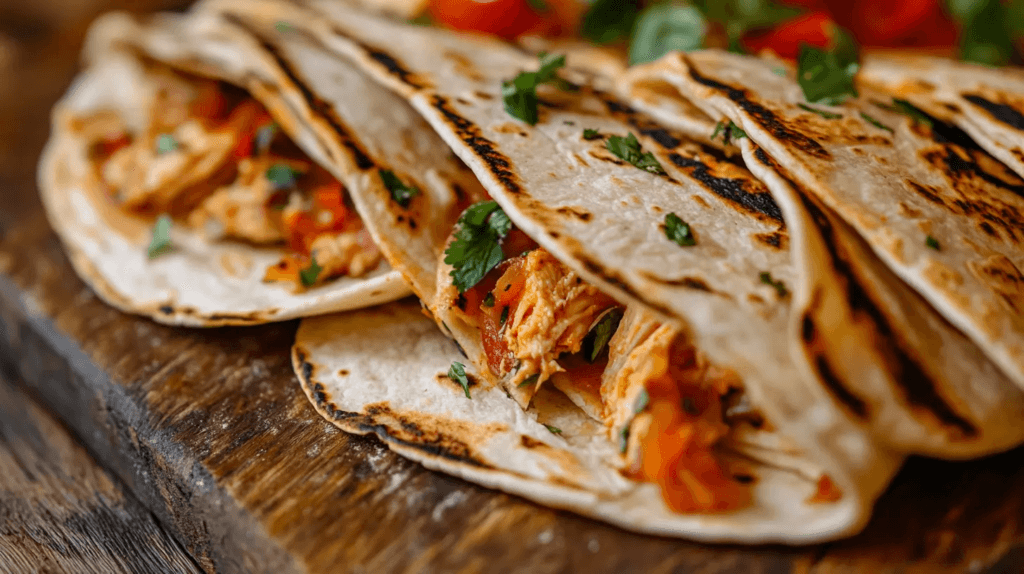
294;301;901;544
861;54;1024;181
622;50;1024;396
205;0;916;540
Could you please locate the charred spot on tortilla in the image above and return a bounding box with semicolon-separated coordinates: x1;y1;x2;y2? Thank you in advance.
556;206;593;221
963;93;1024;131
159;305;174;315
520;435;550;449
802;314;870;418
755;231;788;250
668;154;784;225
684;60;831;160
431;95;523;195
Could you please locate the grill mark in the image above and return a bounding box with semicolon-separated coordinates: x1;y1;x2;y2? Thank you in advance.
801;314;869;418
430;94;523;195
963;94;1024;131
332;28;425;90
668;154;785;224
939;147;1024;200
575;255;675;318
684;60;831;160
801;196;978;438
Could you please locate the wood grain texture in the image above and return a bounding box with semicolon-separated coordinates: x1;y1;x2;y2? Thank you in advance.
3;2;1024;572
0;370;202;574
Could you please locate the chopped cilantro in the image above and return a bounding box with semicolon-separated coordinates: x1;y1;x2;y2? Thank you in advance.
583;308;624;363
583;128;602;140
483;292;495;307
711;120;746;145
606;132;665;174
255;122;278;154
634;388;650;414
299;255;322;287
619;425;630;453
274;21;293;33
796;26;860;105
629;3;706;65
448;362;472;399
772;67;788;76
502;52;566;125
581;0;641;44
379;169;420;208
950;0;1017;66
563;120;576;126
518;374;540;388
926;235;941;250
500;305;510;326
877;98;934;128
694;0;803;53
797;103;842;120
444;201;512;293
147;214;173;259
155;133;178;155
266;163;302;190
759;271;788;297
544;424;563;434
859;112;893;133
664;213;696;247
407;13;433;26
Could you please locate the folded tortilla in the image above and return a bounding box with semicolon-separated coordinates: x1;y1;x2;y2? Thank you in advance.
39;8;485;325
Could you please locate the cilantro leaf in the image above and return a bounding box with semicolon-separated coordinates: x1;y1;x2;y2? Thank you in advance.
583;307;624;363
664;213;696;247
147;214;173;259
155;134;178;155
518;373;540;388
606;132;665;174
694;0;803;52
275;21;293;33
583;128;602;140
299;255;322;287
500;305;510;326
950;0;1016;66
255;122;278;154
859;112;893;133
444;201;512;293
629;3;706;65
711;120;746;145
759;271;788;297
483;292;495;307
581;0;641;44
619;425;630;453
797;26;860;105
266;163;302;190
448;362;472;399
379;169;420;208
926;235;941;250
544;424;562;434
634;388;650;414
797;103;842;119
876;98;934;128
502;53;566;125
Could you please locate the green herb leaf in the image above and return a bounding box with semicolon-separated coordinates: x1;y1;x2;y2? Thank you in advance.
619;425;630;453
407;13;433;26
274;20;293;33
664;212;696;247
583;128;602;140
379;169;421;208
584;307;624;363
883;98;935;128
859;112;893;133
581;0;641;44
694;0;803;52
147;214;173;259
502;53;566;125
606;132;665;174
155;134;178;155
711;120;746;146
797;103;843;120
926;235;941;250
266;163;302;190
759;271;788;297
518;373;540;388
628;3;706;66
444;201;512;293
299;255;322;287
634;388;650;414
255;122;278;154
500;305;510;326
544;424;562;434
951;0;1016;66
483;292;496;307
796;26;860;105
448;362;472;399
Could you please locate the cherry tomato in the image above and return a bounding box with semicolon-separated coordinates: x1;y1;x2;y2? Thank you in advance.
742;11;834;59
429;0;542;39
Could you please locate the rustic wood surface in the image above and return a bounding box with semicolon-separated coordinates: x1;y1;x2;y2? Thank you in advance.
0;370;203;574
4;2;1024;573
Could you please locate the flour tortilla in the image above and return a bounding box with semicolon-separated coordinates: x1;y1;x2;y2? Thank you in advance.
40;8;484;326
199;0;925;541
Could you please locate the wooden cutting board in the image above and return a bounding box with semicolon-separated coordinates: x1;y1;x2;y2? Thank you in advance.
4;3;1024;572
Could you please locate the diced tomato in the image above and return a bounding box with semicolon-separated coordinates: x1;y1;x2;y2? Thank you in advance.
285;211;318;254
283;181;354;255
228;101;272;160
189;83;228;121
263;256;301;283
810;474;843;503
428;0;544;39
742;11;835;59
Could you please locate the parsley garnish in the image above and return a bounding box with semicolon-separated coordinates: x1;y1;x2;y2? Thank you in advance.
518;374;540;388
502;53;566;125
483;292;495;307
583;128;602;140
563;120;576;126
583;308;624;363
926;235;941;250
619;425;630;453
266;164;302;190
581;0;641;44
877;99;934;128
664;213;696;247
275;21;293;33
500;305;510;326
629;3;706;65
299;256;322;287
606;132;665;174
634;388;650;414
155;134;178;155
255;122;278;154
797;26;859;105
949;0;1018;66
860;112;893;133
147;214;173;259
711;120;746;145
444;201;512;293
448;362;472;399
797;103;842;120
379;169;420;208
544;424;562;434
759;271;788;297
